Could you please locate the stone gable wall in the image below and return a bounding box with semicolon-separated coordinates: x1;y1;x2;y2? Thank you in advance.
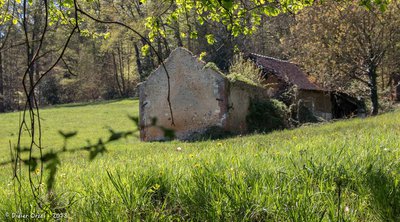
139;48;270;141
139;48;227;141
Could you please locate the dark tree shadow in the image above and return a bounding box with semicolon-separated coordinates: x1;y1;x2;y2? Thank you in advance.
365;168;400;221
53;98;133;109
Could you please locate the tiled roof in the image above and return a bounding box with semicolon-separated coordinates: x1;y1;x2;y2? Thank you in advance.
249;53;323;91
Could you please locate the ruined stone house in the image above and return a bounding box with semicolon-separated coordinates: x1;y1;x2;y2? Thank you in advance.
248;53;363;121
139;48;270;141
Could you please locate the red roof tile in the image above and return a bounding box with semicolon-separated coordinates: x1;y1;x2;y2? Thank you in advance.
249;53;323;91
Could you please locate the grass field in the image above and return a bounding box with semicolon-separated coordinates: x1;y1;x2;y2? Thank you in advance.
0;99;399;221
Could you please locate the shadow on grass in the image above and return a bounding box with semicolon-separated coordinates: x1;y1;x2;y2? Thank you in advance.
0;98;138;114
53;98;135;109
366;168;400;221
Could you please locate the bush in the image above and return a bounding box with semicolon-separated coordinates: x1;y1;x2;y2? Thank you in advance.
297;103;320;123
41;75;61;105
204;62;222;74
187;126;233;141
246;99;289;133
227;53;262;86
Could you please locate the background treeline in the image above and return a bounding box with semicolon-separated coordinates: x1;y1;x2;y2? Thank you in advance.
0;0;399;113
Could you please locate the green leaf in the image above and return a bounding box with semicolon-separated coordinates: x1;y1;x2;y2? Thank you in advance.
206;34;215;45
190;31;198;39
199;51;207;60
103;32;111;40
141;44;150;56
263;6;280;17
221;0;233;10
198;16;205;25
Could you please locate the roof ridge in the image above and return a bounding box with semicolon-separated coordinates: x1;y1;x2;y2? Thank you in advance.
250;53;291;63
250;53;324;91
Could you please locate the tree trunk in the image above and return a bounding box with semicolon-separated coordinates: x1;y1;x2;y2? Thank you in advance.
171;3;183;47
141;39;155;73
148;44;155;69
0;51;4;112
133;43;145;81
368;63;379;115
117;45;126;96
27;2;42;107
35;60;41;106
173;22;183;47
187;24;192;51
162;36;170;56
127;46;131;95
28;49;35;107
112;52;123;97
157;36;163;65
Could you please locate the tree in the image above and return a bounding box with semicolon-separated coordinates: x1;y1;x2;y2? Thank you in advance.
0;50;3;113
0;0;14;112
2;0;395;215
286;0;400;115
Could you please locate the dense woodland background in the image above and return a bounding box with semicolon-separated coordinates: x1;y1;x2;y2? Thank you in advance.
0;0;399;114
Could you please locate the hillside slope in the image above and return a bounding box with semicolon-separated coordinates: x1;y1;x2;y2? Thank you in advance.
0;100;399;221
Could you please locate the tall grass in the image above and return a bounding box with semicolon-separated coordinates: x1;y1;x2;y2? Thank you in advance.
0;100;399;221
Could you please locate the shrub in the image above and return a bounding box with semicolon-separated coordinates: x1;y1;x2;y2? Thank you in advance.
246;99;289;133
187;126;233;141
41;75;61;105
227;53;262;86
297;101;320;123
204;62;222;73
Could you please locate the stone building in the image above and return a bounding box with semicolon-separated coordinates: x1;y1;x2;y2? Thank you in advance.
248;53;363;121
139;48;270;141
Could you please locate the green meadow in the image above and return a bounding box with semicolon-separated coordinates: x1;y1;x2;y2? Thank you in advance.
0;99;399;221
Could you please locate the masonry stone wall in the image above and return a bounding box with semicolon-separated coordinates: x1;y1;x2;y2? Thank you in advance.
139;48;227;141
139;47;270;141
297;89;333;120
226;81;270;134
